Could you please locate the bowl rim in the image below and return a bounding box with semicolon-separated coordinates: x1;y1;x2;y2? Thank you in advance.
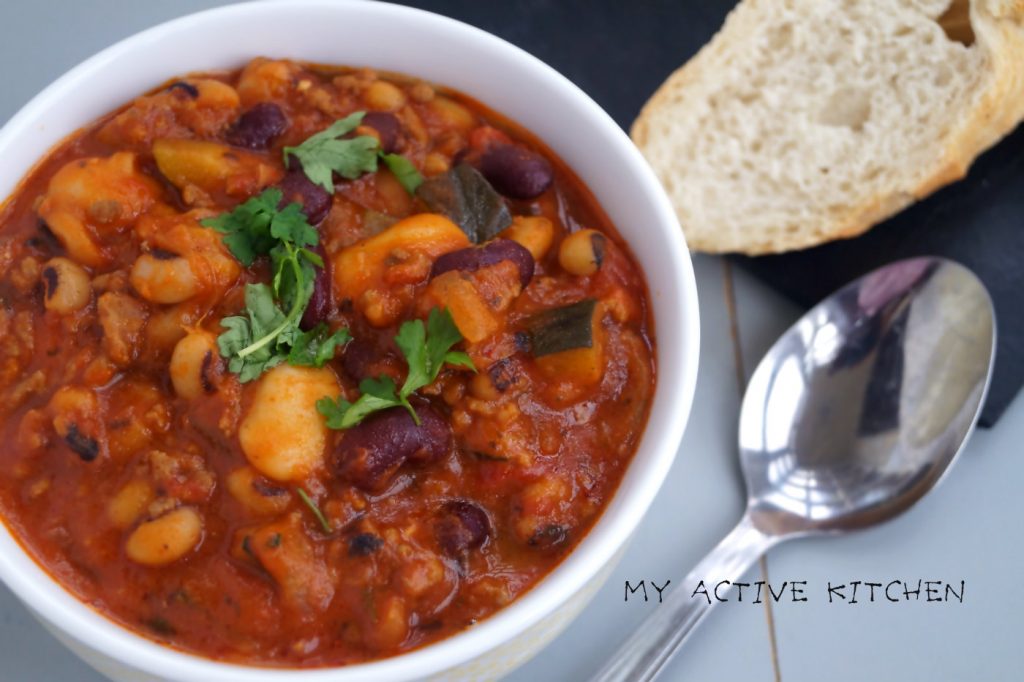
0;1;701;680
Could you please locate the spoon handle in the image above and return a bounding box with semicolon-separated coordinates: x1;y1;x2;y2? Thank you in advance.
590;513;779;682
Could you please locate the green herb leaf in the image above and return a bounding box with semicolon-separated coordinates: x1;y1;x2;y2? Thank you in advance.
442;350;476;372
283;112;380;192
380;152;424;194
201;188;284;266
296;488;332;533
289;324;352;367
316;376;402;429
315;396;352;429
203;189;349;382
321;308;475;430
395;316;429;396
217;284;290;382
268;200;318;250
425;307;475;378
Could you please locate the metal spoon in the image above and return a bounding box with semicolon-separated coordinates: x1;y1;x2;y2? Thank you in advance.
592;256;995;682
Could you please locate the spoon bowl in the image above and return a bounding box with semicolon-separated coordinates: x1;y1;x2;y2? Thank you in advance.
741;256;995;536
594;257;996;682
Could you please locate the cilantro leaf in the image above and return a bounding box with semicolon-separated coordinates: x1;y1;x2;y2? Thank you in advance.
315;396;352;429
425;307;471;379
289;324;351;367
284;112;424;195
201;188;283;266
296;488;332;533
268;200;318;250
316;376;402;429
380;152;424;194
321;308;475;430
395;316;429;396
217;284;290;382
202;189;349;382
442;350;476;372
283;112;380;192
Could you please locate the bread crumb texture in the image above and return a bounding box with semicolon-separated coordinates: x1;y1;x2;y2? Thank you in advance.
632;0;1024;254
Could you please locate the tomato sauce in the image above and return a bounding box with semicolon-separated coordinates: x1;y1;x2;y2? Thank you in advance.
0;59;655;666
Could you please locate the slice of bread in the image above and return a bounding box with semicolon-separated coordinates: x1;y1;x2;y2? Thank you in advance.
631;0;1024;255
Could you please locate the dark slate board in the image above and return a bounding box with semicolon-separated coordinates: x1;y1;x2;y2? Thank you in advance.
397;0;1021;426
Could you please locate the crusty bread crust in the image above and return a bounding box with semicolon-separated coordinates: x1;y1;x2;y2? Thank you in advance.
632;0;1024;255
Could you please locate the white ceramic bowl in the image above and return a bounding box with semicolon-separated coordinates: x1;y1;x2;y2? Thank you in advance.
0;1;700;680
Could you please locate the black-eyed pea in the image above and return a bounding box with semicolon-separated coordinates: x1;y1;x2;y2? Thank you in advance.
125;506;203;566
42;257;91;313
558;229;607;277
226;467;291;516
130;252;199;304
48;385;102;461
500;216;555;261
108;480;155;529
169;330;221;399
365;81;406;112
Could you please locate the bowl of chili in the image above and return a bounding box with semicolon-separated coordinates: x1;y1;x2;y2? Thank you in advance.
0;1;699;680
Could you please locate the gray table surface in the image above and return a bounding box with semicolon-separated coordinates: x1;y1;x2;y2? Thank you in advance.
2;2;1023;681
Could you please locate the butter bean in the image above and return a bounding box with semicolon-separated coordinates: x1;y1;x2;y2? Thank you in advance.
239;365;340;481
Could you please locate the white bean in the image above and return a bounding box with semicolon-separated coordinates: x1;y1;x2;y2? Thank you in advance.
238;365;341;481
41;257;91;313
108;480;155;529
125;507;203;566
170;331;220;399
130;252;199;304
226;467;291;516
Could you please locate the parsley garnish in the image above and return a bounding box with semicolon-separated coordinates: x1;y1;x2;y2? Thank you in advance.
317;308;474;429
380;152;423;194
296;488;332;533
283;112;424;194
288;323;351;368
201;188;316;267
202;188;348;382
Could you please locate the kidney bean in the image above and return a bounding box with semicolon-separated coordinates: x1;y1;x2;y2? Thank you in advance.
435;500;491;556
334;403;452;491
339;337;380;382
478;144;553;200
430;238;534;289
226;102;289;150
299;243;332;331
362;112;400;154
276;169;331;225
